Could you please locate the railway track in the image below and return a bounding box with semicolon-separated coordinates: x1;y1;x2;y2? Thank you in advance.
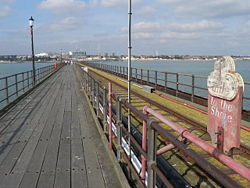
80;64;250;187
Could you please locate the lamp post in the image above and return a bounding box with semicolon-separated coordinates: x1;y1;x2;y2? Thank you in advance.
29;16;36;85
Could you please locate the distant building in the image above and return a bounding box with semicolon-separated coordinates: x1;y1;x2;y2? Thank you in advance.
35;53;49;57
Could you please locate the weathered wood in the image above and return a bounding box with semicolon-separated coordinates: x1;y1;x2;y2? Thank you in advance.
0;65;122;188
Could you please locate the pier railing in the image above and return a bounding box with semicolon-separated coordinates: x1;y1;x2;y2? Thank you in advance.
82;62;250;120
0;64;63;111
78;66;247;188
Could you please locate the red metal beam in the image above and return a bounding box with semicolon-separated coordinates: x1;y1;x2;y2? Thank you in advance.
144;106;250;181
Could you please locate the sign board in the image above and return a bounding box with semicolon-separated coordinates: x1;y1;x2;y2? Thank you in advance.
207;56;244;154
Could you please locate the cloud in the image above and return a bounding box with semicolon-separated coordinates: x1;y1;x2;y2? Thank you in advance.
246;20;250;27
39;17;81;33
158;0;250;18
137;6;157;17
169;20;224;32
0;5;10;17
122;21;161;33
99;0;144;8
39;0;86;14
0;0;13;2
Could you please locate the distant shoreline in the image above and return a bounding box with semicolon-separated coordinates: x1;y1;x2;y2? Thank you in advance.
0;61;53;64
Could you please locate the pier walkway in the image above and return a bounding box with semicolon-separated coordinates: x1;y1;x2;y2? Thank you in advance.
0;65;122;188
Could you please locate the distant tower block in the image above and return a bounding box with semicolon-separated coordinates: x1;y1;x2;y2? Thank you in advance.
207;56;244;154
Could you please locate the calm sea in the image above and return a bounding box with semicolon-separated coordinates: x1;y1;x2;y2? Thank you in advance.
0;62;53;109
0;62;53;77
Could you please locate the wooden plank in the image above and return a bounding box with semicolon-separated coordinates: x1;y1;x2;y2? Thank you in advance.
37;172;54;188
61;111;72;139
0;71;63;188
0;74;60;167
37;70;68;188
54;171;71;188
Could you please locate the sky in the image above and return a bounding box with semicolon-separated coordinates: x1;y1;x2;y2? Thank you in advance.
1;0;250;56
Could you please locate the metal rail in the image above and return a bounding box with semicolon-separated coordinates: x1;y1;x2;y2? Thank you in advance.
0;64;63;111
77;66;249;188
82;62;250;120
87;67;250;155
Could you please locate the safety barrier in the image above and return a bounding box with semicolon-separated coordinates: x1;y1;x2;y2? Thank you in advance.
0;64;64;111
82;62;250;120
79;66;248;188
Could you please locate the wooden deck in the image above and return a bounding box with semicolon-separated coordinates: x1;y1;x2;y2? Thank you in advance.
0;65;122;188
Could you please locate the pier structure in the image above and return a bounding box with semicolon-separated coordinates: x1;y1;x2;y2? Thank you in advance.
0;59;249;188
0;65;126;188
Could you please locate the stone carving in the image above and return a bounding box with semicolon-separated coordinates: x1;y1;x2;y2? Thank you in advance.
207;56;244;100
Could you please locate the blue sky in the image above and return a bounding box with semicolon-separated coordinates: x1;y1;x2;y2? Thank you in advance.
1;0;250;55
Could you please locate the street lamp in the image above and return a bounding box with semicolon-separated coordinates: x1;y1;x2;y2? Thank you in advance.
29;16;36;85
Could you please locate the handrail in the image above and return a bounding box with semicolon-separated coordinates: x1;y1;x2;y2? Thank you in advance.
82;62;250;114
78;65;247;188
0;64;64;110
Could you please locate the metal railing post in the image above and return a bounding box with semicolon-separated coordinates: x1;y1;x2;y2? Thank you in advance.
22;72;25;92
165;72;168;92
103;86;108;133
141;69;143;84
147;70;149;84
5;77;9;104
108;82;113;150
96;81;100;117
135;68;138;82
117;97;122;161
176;73;179;97
27;72;30;88
147;120;157;188
192;75;195;102
91;77;95;103
15;74;18;97
141;107;148;182
155;71;157;88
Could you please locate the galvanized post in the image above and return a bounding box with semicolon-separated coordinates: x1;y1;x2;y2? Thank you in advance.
141;69;143;84
135;68;138;82
147;70;149;84
15;74;18;97
147;120;157;188
92;78;95;104
165;72;168;92
108;82;113;150
22;72;25;92
96;81;100;117
176;73;179;97
141;108;148;182
192;75;195;102
155;71;157;89
5;77;9;104
103;86;108;133
27;72;30;88
117;97;122;161
87;75;90;97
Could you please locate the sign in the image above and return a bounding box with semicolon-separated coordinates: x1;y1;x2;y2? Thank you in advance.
207;56;244;154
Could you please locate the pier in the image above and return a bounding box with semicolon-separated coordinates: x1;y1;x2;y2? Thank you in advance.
0;65;124;188
0;59;250;188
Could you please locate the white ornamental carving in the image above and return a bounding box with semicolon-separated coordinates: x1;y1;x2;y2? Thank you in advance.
207;56;244;100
